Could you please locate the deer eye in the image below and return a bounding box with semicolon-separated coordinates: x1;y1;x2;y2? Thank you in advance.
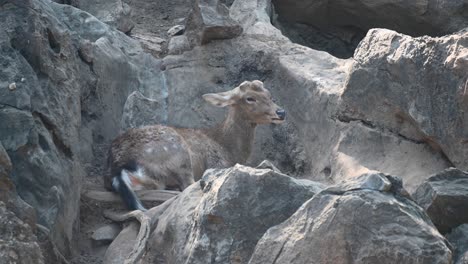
246;97;256;103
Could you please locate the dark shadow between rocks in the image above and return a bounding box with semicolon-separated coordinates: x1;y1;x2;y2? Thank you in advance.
271;0;468;59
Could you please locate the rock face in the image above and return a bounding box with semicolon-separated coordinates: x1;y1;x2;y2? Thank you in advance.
339;29;468;171
446;224;468;264
0;0;164;257
272;0;468;57
0;202;45;264
70;0;134;33
141;164;324;264
413;168;468;234
249;172;452;264
185;0;243;45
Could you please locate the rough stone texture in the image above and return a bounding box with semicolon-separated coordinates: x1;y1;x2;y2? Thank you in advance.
167;24;185;37
446;224;468;264
185;0;243;45
0;0;164;258
413;168;468;234
272;0;468;57
167;35;191;55
249;172;452;264
91;224;122;242
71;0;135;33
0;202;45;264
120;91;167;130
339;29;468;170
103;196;176;264
131;33;165;57
141;164;324;264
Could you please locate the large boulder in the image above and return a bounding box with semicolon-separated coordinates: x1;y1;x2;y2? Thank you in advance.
249;172;452;264
185;0;242;45
446;224;468;264
0;202;44;264
69;0;135;33
273;0;468;44
413;168;468;234
339;28;468;171
141;164;324;264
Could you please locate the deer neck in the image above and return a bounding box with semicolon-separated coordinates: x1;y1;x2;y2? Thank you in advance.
208;108;256;164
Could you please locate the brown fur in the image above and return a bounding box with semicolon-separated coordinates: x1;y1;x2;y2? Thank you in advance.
105;80;285;191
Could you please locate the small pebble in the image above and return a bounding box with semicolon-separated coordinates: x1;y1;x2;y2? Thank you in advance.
20;78;26;82
8;82;16;91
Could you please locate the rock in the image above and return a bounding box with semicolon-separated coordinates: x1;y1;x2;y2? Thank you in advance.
0;0;165;258
0;202;44;264
167;25;185;36
92;224;122;242
249;172;452;264
273;0;468;52
83;190;179;204
413;168;468;234
446;224;468;264
325;171;392;193
0;142;36;230
185;0;243;45
103;198;176;264
255;160;281;173
131;33;165;57
141;164;324;263
120;91;167;130
167;35;191;55
70;0;135;33
339;28;468;170
8;82;16;91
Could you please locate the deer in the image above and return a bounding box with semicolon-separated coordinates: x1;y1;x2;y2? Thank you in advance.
105;80;286;211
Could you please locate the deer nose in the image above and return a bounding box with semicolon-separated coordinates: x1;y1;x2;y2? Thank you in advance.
276;109;286;120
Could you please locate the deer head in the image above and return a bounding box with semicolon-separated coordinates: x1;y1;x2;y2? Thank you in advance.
203;80;286;124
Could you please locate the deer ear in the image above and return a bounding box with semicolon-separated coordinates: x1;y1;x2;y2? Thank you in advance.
239;81;251;92
202;90;238;107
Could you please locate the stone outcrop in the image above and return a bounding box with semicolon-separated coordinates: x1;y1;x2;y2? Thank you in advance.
339;28;468;171
272;0;468;57
185;0;242;45
140;164;324;264
67;0;135;33
249;172;452;264
0;0;164;257
413;168;468;234
446;224;468;264
0;202;45;264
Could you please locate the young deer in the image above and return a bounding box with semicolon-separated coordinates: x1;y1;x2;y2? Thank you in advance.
105;80;286;210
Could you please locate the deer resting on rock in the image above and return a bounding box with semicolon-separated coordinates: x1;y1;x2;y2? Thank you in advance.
105;80;286;211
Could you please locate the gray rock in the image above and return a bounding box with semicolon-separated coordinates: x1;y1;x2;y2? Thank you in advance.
185;0;243;45
71;0;135;33
0;0;165;258
446;224;468;264
92;224;122;242
249;172;452;264
339;28;468;171
325;171;392;193
142;164;324;264
255;159;281;173
167;35;191;55
167;25;185;37
132;33;165;57
0;202;44;264
413;168;468;234
120;91;167;130
273;0;468;43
